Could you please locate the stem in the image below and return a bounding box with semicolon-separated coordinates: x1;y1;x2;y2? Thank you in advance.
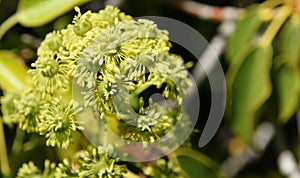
261;0;284;8
259;5;292;47
11;128;24;154
131;78;164;97
171;147;219;169
0;118;11;177
0;14;18;41
168;151;190;178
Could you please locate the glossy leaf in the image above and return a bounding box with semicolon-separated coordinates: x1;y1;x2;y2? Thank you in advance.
17;0;89;27
230;46;273;141
178;156;218;178
0;51;29;91
0;0;89;40
226;5;263;62
278;16;300;67
169;147;221;178
275;64;300;123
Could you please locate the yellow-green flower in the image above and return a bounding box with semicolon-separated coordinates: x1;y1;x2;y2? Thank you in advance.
16;88;45;133
39;98;84;149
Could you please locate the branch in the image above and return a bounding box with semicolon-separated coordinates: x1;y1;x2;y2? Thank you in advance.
220;122;275;177
166;0;242;21
0;118;11;177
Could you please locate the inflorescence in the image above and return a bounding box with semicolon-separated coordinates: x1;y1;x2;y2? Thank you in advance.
1;5;192;177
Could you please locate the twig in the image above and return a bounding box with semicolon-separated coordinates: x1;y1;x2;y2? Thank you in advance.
259;5;292;47
220;122;275;177
190;19;235;85
0;118;11;177
167;0;242;21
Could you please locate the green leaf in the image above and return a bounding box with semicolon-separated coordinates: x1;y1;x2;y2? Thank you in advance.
0;0;89;40
275;64;300;123
229;46;273;141
225;5;263;62
0;51;29;92
169;147;222;178
17;0;89;27
278;16;300;67
177;156;218;178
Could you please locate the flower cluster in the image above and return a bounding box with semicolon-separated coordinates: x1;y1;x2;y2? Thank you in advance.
1;6;132;148
75;145;127;177
17;146;128;178
75;19;192;144
142;158;183;178
1;5;192;147
16;145;186;178
17;160;56;178
38;98;84;149
1;92;21;127
1;3;192;163
0;5;194;178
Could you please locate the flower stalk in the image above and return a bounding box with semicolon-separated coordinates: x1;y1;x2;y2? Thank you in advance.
0;118;11;177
